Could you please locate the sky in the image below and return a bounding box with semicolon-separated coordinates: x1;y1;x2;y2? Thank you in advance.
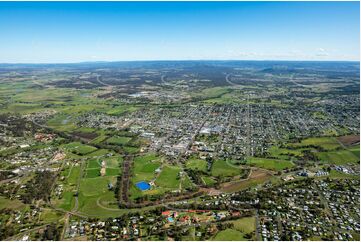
0;1;359;63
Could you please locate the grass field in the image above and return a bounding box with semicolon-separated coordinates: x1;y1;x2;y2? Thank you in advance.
47;113;78;132
39;209;63;223
67;165;81;185
316;149;359;165
87;159;101;169
0;196;25;210
267;146;303;160
3;103;44;114
155;165;181;190
106;136;132;145
90;134;108;144
211;159;243;177
123;146;140;154
79;176;116;197
329;170;359;179
106;105;140;116
194;87;232;100
85;168;100;178
105;156;123;168
132;154;161;183
246;157;294;171
202;176;216;186
221;170;271;193
230;217;256;233
62;142;97;155
212;229;246;241
106;168;120;176
185;158;207;172
349;144;360;157
289;137;341;150
58;191;75;211
181;175;194;190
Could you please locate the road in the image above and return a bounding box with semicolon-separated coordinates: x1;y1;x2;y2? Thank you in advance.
225;73;239;86
95;74;112;87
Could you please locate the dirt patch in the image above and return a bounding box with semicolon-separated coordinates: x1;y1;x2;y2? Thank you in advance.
220;169;272;193
337;135;360;146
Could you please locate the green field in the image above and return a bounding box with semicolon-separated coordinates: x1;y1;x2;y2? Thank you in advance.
105;156;123;168
123;146;140;154
67;165;81;185
246;157;294;171
267;146;303;160
85;168;100;178
155;165;181;190
349;144;360;157
39;209;63;223
194;87;232;100
185;158;207;172
202;176;216;186
0;196;25;210
79;176;116;197
87;159;101;169
62;142;97;155
85;149;111;157
211;159;243;177
316;149;359;165
289;137;341;150
329;170;359;179
106;168;120;176
132;154;161;183
212;229;246;241
181;175;194;190
58;191;75;211
230;217;256;233
106;136;132;145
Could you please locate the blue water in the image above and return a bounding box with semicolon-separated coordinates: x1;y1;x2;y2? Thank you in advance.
136;181;151;191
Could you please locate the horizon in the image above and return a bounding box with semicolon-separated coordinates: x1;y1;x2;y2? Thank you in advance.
0;1;360;63
0;59;360;65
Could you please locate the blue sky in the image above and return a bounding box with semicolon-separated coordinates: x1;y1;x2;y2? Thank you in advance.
0;1;359;63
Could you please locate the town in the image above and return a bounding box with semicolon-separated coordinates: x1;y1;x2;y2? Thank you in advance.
0;60;359;241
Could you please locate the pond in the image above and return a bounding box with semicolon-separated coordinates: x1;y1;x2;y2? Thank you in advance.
136;181;151;191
